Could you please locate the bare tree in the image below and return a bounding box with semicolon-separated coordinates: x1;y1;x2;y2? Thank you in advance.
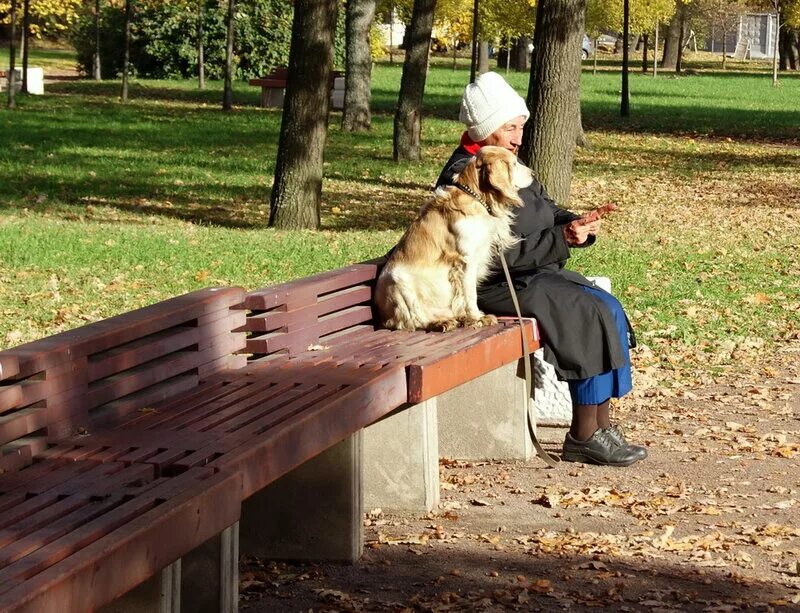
121;0;133;101
343;0;377;132
222;0;235;110
393;0;436;161
519;0;586;205
269;0;340;229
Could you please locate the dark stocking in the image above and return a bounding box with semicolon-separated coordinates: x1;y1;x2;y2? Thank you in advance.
570;403;598;441
597;399;611;429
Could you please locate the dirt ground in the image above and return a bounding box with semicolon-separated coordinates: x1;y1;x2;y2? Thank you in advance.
238;342;800;612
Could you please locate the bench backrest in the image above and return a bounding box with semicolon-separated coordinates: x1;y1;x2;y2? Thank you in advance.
243;264;380;360
0;287;246;470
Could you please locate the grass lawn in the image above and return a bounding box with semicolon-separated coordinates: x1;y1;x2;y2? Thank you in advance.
1;51;799;384
0;45;77;74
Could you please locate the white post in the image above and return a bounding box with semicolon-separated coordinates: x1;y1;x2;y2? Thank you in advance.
772;9;780;86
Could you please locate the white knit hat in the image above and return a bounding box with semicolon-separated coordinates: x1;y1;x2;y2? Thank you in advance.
459;72;530;142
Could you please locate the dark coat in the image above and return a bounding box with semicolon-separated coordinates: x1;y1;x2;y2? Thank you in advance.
436;147;635;381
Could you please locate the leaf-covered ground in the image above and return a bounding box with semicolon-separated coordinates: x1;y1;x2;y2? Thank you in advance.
240;341;800;612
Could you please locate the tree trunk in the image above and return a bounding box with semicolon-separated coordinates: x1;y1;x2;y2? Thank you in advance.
641;32;649;73
621;0;629;116
512;37;530;71
392;0;436;161
342;0;376;132
661;4;681;70
94;0;102;80
269;0;339;230
478;40;490;73
675;5;686;73
519;0;586;205
198;0;205;89
7;0;17;109
21;0;29;93
721;29;727;70
121;0;133;102
222;0;235;110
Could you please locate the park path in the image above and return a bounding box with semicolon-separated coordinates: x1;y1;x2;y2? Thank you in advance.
237;338;800;612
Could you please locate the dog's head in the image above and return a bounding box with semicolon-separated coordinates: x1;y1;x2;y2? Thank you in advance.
456;146;533;212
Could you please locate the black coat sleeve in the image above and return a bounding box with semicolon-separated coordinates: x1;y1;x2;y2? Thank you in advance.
504;182;589;271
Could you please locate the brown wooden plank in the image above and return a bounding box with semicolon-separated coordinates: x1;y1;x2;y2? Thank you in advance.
0;355;20;380
207;366;407;498
0;408;49;447
0;469;241;613
244;265;378;310
87;373;200;431
246;305;373;356
245;285;373;333
407;321;540;403
0;385;23;414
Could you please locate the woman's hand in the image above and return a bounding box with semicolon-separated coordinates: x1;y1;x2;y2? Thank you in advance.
564;219;601;246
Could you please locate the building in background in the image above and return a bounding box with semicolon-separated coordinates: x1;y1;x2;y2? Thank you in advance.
705;13;778;60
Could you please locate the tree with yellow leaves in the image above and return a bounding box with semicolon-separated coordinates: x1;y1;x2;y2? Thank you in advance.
0;0;82;38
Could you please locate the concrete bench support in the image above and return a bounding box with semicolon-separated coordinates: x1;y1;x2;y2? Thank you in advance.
238;433;363;562
103;521;239;613
363;399;439;513
437;361;534;461
181;523;239;613
100;561;181;613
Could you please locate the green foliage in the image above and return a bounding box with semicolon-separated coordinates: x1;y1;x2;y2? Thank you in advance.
69;0;296;79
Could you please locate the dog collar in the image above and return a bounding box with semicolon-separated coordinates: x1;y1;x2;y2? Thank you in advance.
453;182;492;215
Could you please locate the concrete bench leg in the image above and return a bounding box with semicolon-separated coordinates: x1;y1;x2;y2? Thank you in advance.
181;522;239;613
100;560;181;613
238;432;363;562
437;361;533;461
363;399;439;513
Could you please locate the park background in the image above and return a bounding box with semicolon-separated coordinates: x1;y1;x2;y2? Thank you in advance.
1;0;799;609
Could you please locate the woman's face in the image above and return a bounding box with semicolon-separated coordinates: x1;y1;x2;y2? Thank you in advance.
481;115;527;153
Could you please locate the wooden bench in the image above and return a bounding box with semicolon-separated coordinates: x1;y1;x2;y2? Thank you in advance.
0;262;540;611
249;67;346;109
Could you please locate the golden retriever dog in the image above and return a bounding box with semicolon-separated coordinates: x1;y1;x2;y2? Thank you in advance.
375;146;533;332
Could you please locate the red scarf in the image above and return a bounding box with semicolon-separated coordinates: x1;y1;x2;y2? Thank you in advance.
459;131;482;155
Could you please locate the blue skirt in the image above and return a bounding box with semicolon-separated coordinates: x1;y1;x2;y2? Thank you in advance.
567;286;633;405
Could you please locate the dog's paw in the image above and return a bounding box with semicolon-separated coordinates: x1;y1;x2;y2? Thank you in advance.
479;314;498;327
428;319;460;333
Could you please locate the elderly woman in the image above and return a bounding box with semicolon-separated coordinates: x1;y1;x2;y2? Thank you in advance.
437;72;647;467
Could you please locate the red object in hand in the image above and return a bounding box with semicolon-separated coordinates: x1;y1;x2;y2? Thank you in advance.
581;202;618;224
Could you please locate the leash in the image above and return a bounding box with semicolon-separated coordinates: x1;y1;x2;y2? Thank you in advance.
452;180;560;467
498;253;561;468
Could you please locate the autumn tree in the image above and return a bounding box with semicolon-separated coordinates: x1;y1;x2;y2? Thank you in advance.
269;0;339;229
661;0;690;71
342;0;377;132
519;0;586;205
393;0;436;161
0;0;82;38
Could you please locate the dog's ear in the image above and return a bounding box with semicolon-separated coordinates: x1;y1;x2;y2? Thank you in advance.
457;155;481;192
481;153;522;208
